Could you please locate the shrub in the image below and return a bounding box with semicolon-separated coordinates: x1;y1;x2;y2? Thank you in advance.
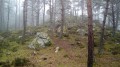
12;57;30;66
110;45;120;55
11;46;18;52
0;31;11;38
94;37;99;47
0;60;11;67
0;39;10;49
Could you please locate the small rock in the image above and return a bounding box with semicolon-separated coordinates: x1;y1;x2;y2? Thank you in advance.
116;43;120;44
55;47;60;53
18;36;22;39
32;51;37;56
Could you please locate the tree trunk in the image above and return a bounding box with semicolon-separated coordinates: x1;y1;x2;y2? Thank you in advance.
111;2;115;37
23;0;28;43
36;0;40;26
0;0;4;31
18;0;21;29
116;4;119;31
60;0;65;39
81;0;84;22
31;0;34;26
43;0;46;25
7;0;10;31
87;0;94;67
98;0;109;54
15;0;18;30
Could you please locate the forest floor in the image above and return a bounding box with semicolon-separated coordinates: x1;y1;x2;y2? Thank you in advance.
0;26;120;67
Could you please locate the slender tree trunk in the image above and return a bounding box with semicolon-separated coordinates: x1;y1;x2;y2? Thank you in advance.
23;0;28;43
31;0;34;26
36;0;40;26
43;0;46;25
19;0;21;29
81;0;84;22
7;0;10;31
50;0;53;29
60;0;65;39
98;0;109;54
87;0;94;67
54;0;57;24
111;2;115;37
36;11;40;26
15;0;18;30
0;0;3;31
116;5;119;31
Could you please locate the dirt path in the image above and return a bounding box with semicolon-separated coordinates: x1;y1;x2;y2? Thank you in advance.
50;35;79;60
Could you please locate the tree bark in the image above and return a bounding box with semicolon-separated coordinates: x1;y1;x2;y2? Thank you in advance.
116;4;119;31
60;0;65;39
7;0;10;31
23;0;28;43
87;0;94;67
15;0;18;30
31;0;34;26
36;0;40;26
98;0;109;54
43;0;46;25
111;2;115;37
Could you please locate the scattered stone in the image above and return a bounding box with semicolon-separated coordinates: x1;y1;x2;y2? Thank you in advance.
33;51;37;55
55;47;60;53
18;36;22;39
116;43;120;45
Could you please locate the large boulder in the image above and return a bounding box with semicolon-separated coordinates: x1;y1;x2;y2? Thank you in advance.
28;32;51;50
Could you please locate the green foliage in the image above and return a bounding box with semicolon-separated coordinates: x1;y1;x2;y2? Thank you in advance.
0;39;10;50
94;36;100;47
67;26;78;34
110;45;120;55
0;31;11;38
12;57;30;66
11;46;18;52
8;35;20;43
0;60;11;67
